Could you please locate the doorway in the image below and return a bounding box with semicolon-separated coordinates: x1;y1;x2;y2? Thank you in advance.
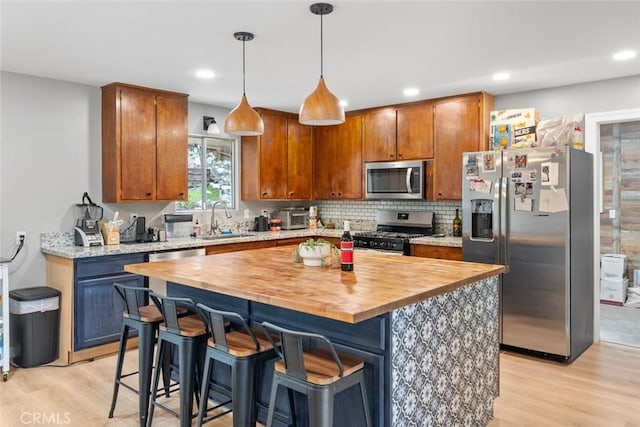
586;109;640;347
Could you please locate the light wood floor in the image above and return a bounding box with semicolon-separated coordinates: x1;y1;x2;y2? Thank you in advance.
491;342;640;427
0;342;639;426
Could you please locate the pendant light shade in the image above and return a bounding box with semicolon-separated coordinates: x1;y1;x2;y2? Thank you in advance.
225;94;264;136
299;77;344;125
299;3;345;126
224;32;264;136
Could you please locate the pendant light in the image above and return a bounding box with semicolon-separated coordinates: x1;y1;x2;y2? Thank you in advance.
224;32;264;136
299;3;345;126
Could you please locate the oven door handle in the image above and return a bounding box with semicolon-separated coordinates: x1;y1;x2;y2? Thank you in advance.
406;168;413;193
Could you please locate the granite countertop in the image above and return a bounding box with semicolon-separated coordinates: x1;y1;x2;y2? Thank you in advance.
410;236;462;247
41;229;461;259
125;245;503;323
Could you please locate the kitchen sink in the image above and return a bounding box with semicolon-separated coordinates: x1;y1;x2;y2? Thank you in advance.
199;233;256;240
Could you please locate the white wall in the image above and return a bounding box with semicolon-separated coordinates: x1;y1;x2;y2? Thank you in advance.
1;72;99;288
495;75;640;118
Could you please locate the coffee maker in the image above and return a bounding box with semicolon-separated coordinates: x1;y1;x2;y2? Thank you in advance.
74;192;105;247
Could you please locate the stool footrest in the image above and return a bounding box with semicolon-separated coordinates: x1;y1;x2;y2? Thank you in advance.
200;400;232;424
114;363;162;386
151;401;182;420
116;382;139;396
117;370;140;381
152;381;181;398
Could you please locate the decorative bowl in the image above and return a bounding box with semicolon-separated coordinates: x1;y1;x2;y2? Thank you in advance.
298;242;331;267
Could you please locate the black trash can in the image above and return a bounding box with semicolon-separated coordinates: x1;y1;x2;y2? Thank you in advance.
10;286;61;368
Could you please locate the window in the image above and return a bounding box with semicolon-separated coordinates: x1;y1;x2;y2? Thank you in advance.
176;135;235;211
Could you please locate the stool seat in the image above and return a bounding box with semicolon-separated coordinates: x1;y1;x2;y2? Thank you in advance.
160;313;207;337
208;327;276;357
274;347;364;386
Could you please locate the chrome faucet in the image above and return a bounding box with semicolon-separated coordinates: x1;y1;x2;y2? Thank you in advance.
210;200;232;234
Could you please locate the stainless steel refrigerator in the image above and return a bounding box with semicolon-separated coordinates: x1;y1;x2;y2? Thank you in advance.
462;147;593;362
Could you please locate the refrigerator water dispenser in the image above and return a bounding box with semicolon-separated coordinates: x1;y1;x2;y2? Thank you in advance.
471;200;493;240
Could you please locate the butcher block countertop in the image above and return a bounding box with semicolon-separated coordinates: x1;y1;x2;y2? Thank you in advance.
125;246;503;324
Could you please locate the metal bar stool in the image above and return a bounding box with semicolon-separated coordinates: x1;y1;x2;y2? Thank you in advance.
147;293;208;427
261;322;372;427
195;304;279;427
108;283;182;426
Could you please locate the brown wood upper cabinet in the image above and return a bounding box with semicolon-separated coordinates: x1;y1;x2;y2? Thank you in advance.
241;109;313;200
101;83;188;203
363;103;434;162
432;92;494;200
313;115;363;199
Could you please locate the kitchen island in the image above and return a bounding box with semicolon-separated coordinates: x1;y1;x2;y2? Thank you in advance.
126;245;503;426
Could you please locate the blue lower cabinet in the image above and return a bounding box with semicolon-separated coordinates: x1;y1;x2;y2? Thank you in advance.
73;253;147;351
74;273;145;350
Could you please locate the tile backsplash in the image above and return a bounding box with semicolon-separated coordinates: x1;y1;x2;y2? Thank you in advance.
45;201;463;243
317;200;461;235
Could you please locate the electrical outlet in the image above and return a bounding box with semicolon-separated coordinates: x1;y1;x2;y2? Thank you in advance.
16;231;26;244
129;213;138;223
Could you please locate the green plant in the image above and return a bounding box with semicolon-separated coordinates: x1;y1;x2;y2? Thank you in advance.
205;183;221;202
176;187;203;210
299;238;331;249
297;238;339;268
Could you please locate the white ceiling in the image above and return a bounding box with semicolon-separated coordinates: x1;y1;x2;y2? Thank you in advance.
2;1;640;113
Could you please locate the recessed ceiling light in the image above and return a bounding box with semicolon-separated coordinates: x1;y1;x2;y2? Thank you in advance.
403;88;419;96
613;50;637;61
195;69;215;79
339;99;348;107
492;72;510;81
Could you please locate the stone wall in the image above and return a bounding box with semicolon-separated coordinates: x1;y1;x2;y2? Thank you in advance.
600;120;640;280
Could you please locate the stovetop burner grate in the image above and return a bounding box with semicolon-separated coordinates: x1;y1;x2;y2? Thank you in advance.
354;231;426;240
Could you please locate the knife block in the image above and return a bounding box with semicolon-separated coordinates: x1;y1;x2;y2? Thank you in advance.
101;223;120;245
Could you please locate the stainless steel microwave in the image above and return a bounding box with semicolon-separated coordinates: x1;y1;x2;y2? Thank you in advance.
365;160;425;199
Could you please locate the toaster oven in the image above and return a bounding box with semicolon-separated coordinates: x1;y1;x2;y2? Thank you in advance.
270;209;308;230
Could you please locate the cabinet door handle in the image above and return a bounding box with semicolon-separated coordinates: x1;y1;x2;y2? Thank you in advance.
389;153;394;158
262;192;268;197
146;192;152;197
398;153;403;158
331;192;336;197
179;192;184;196
289;191;294;196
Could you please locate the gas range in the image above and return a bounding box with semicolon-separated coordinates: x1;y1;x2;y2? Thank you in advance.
354;210;434;255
